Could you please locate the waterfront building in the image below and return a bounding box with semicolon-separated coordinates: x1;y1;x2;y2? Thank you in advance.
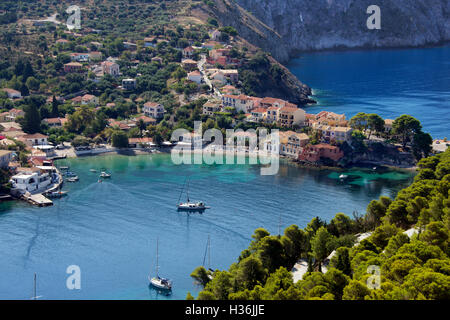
298;144;344;163
21;133;48;146
278;106;306;127
10;167;52;193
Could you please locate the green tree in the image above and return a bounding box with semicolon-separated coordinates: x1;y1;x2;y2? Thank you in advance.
111;130;129;148
190;266;212;288
310;227;335;271
342;280;371;300
22;104;41;133
392;115;422;148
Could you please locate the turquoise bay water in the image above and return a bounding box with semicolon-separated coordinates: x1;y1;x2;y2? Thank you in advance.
288;45;450;139
0;154;413;299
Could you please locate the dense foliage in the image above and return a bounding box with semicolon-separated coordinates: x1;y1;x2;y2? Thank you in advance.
190;149;450;300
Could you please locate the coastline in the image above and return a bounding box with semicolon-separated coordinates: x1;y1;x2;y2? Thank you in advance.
55;146;417;174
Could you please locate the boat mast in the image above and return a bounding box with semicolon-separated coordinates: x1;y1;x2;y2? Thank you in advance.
156;238;159;278
208;235;211;270
186;179;190;203
33;273;36;300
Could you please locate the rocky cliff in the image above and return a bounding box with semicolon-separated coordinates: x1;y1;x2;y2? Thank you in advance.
214;0;450;62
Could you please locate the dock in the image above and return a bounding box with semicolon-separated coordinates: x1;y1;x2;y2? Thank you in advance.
22;193;53;207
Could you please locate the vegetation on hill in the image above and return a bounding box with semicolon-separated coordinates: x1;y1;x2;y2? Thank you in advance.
190;149;450;300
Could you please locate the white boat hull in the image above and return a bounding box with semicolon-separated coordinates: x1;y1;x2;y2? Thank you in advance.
149;276;172;290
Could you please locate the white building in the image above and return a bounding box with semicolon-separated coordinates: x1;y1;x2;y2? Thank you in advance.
143;102;165;119
10;169;52;193
187;71;202;84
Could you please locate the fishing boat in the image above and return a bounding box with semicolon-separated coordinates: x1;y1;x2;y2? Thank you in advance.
46;190;68;198
66;176;79;182
177;178;210;211
99;171;111;178
149;239;172;291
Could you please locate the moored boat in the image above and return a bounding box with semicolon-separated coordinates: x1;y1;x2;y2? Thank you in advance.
176;177;210;212
149;238;172;292
46;190;68;198
66;176;79;182
99;171;111;178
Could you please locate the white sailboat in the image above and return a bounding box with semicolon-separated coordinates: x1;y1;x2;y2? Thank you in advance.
203;235;214;278
149;238;172;291
177;178;210;211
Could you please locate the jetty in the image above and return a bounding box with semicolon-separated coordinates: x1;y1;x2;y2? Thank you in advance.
22;193;53;207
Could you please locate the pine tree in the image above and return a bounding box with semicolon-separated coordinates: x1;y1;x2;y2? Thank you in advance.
22;103;41;134
51;95;59;117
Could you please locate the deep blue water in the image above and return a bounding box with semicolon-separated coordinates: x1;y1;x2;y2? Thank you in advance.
288;45;450;139
0;154;413;299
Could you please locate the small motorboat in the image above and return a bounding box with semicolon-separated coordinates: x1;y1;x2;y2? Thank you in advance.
46;191;68;198
373;167;377;171
66;176;79;182
59;166;69;170
339;174;348;179
99;171;111;178
65;171;77;177
90;169;97;173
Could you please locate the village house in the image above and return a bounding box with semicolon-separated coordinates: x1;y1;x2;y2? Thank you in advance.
266;107;279;123
1;108;25;122
250;108;267;122
128;137;154;148
64;62;83;73
10;167;52;193
182;46;195;58
202;100;222;116
2;88;22;99
56;39;69;44
101;61;120;76
70;53;90;62
221;69;239;83
384;119;394;133
0;150;13;168
221;94;256;113
312;124;353;142
187;70;202;84
220;85;240;95
133;115;156;126
307;111;347;127
143;102;165;119
122;78;137;90
299;144;344;163
81;94;99;105
279;132;310;158
42;117;68;128
181;59;198;71
277;106;306;127
21;133;48;146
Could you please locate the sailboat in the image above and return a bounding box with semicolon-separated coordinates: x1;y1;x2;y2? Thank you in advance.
148;238;172;291
177;178;210;212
